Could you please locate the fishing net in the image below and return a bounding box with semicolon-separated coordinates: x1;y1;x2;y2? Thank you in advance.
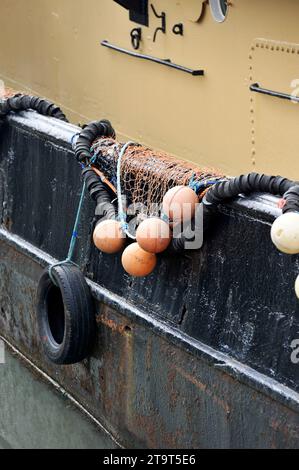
92;137;224;218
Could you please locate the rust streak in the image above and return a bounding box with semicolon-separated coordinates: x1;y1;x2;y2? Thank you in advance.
175;365;230;414
98;311;132;335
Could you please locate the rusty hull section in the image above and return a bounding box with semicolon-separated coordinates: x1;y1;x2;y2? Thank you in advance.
0;235;298;448
0;112;298;448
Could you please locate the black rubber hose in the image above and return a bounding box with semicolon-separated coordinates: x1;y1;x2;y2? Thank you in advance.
283;185;299;214
76;120;117;223
204;172;299;216
0;94;68;122
82;168;116;220
75;120;115;164
205;173;295;206
171;171;297;252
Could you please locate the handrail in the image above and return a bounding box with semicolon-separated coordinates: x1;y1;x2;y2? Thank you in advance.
101;40;204;76
250;83;299;103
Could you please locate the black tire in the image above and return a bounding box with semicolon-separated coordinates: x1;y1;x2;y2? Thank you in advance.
36;263;96;365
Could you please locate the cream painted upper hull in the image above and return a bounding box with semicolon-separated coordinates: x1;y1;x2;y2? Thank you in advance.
1;0;299;179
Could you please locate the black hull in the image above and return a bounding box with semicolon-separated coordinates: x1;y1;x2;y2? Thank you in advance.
0;112;298;448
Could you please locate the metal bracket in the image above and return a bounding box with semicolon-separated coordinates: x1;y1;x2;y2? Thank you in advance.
250;83;299;104
130;27;142;50
101;40;204;76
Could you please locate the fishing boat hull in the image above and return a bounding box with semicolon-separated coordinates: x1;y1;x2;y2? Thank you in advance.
0;112;298;448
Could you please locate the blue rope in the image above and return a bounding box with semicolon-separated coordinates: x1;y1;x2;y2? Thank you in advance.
48;135;95;284
48;180;87;284
189;174;225;195
70;132;80;150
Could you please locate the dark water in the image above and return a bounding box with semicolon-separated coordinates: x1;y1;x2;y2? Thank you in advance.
0;348;118;449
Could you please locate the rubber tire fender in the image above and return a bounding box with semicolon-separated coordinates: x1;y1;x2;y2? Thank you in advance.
36;263;96;365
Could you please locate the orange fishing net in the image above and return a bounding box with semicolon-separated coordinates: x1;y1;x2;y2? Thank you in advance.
92;137;224;216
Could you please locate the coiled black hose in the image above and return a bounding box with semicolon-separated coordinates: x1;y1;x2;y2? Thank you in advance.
282;185;299;213
82;168;116;220
76;120;117;221
204;172;299;214
171;173;299;252
0;94;68;122
75;120;115;164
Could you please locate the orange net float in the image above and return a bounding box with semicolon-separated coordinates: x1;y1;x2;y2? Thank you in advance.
136;217;172;253
162;186;199;223
122;243;157;277
93;219;125;254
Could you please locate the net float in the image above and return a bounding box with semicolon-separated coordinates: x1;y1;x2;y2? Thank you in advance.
271;212;299;254
162;186;199;223
93;219;125;254
122;243;157;277
136;217;172;253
